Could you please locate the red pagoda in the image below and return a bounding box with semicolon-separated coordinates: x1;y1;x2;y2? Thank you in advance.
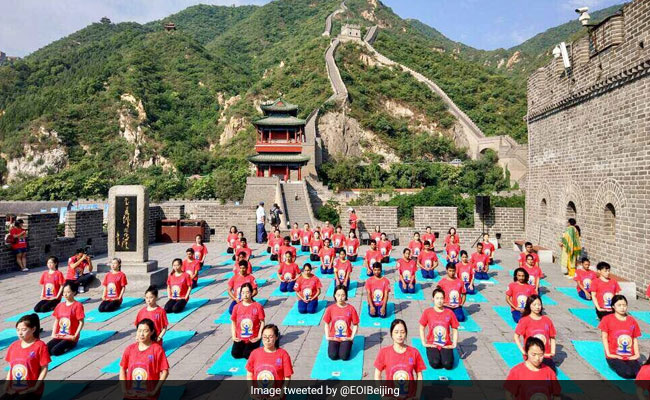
249;98;310;181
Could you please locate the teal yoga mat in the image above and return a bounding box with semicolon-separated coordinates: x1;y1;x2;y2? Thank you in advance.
101;330;197;374
206;345;250;376
493;306;517;330
214;299;268;324
493;342;581;392
393;282;425;301
5;297;90;322
556;287;593;306
475;276;499;285
219;279;269;297
200;264;212;272
359;302;395;328
458;314;481;333
167;298;209;324
310;336;365;380
49;330;117;370
465;292;488;303
42;382;88;400
85;297;143;323
411;338;470;380
572;340;636;394
568;308;650;339
490;264;504;271
325;280;358;298
631;311;650;326
0;328;16;350
281;300;327;326
542;296;558;306
218;259;235;266
258;258;278;267
223;266;262;279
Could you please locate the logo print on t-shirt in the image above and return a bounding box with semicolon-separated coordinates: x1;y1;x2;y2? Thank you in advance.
132;367;148;389
194;251;201;260
413;248;420;256
59;318;71;335
617;334;633;356
347;246;354;255
425;260;432;268
274;244;280;253
476;262;484;272
516;295;528;309
449;251;457;258
528;276;535;286
257;370;275;388
485;249;491;256
392;370;410;393
373;289;384;304
334;320;348;338
107;282;117;297
529;393;548;400
45;283;55;298
11;364;27;384
461;272;470;283
433;325;446;346
583;278;592;290
449;290;460;306
533;333;547;345
324;256;331;266
283;272;293;281
604;292;614;308
381;247;387;255
240;318;253;338
403;270;411;282
171;285;181;299
337;269;346;280
303;288;312;301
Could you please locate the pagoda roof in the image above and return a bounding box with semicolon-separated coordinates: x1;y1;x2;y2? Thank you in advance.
253;116;306;126
260;98;299;112
248;154;310;163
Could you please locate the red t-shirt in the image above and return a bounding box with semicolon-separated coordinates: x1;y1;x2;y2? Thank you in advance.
515;316;557;356
66;256;90;280
456;262;474;285
9;227;27;250
278;262;300;281
333;259;352;282
374;346;426;387
378;240;392;257
365;276;391;306
231;301;266;342
228;274;258;300
246;348;293;384
235;247;252;261
323;303;360;340
309;239;323;254
371;232;382;244
418;250;438;270
232;261;252;276
182;259;201;282
322;227;334;240
408;240;423;258
397;259;417;283
345;238;359;256
519;252;540;267
120;342;169;394
523;265;543;287
294;275;322;301
290;229;301;242
575;269;598;293
636;365;650;390
482;241;495;258
268;237;283;255
331;233;345;248
422;233;436;247
591;278;621;310
470;252;490;273
437;278;466;308
135;306;168;338
233;239;243;250
40;270;65;300
419;307;459;347
506;282;537;310
301;230;313;246
598;314;641;359
319;247;336;267
192;244;208;262
446;244;461;261
103;271;128;300
167;272;192;300
444;234;459;246
279;245;296;262
504;363;560;400
349;214;358;230
5;339;50;392
53;301;85;342
227;233;238;248
365;249;383;269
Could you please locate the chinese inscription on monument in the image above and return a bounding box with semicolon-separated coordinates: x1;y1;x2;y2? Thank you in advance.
115;196;137;252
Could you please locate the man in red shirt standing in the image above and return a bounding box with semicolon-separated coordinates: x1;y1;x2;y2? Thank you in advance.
9;219;28;272
348;208;358;236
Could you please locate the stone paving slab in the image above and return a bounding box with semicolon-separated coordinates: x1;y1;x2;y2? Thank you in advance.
1;240;647;381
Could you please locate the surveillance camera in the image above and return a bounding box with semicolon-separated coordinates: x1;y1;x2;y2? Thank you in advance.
575;7;589;13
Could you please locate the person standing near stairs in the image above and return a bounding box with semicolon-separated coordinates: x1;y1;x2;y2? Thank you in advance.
270;203;283;231
256;202;267;244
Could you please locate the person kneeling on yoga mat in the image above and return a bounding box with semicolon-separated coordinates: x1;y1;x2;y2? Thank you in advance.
396;248;417;294
436;263;467;322
135;286;168;344
119;318;169;399
35;256;65;313
5;313;50;396
309;231;323;262
227;261;258;314
319;238;336;275
419;288;459;370
598;294;642;379
99;258;127;313
246;324;293;388
456;251;476;295
333;250;352;292
506;268;537;323
365;263;391;318
295;264;322;314
504;337;560;400
277;252;300;293
231;283;265;360
514;295;557;372
323;285;359;361
48;283;85;356
165;258;192;314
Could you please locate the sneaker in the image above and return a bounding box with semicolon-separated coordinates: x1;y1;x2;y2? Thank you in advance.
20;268;29;272
79;286;85;293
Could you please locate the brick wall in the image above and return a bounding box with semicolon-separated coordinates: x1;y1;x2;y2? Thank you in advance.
347;206;398;233
64;209;107;255
526;0;650;292
0;216;14;273
414;207;458;234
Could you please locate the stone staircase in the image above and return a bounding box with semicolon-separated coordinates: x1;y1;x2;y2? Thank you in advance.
305;176;335;213
281;181;315;227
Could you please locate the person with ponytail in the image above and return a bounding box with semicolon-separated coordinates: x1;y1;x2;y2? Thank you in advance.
34;256;65;313
504;337;560;400
4;314;50;397
598;294;642;379
514;295;557;371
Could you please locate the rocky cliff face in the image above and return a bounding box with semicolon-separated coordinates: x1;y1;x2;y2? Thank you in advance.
4;127;67;182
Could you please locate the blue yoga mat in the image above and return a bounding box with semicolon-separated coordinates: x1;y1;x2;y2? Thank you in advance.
572;340;636;393
281;301;327;326
218;259;235;266
85;297;143;323
258;258;278;267
325;281;358;298
543;296;558;306
465;292;488;303
556;287;593;306
49;330;116;370
42;382;88;400
411;338;470;380
493;342;581;392
458;314;481;333
223;267;262;279
167;298;209;324
270;286;297;297
0;329;17;351
214;299;268;324
101;330;197;374
206;345;250;376
5;297;91;322
493;306;517;330
200;264;212;273
219;279;269;298
393;282;425;301
310;336;365;380
351;259;365;267
359;302;395;328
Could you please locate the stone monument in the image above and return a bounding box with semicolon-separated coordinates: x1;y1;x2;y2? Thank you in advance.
100;185;167;290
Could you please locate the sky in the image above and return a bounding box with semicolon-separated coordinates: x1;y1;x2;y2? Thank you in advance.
0;0;624;57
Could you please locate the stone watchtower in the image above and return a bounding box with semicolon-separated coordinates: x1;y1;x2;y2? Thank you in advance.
525;0;649;289
341;24;361;40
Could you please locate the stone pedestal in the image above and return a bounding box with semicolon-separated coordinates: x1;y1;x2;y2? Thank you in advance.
103;185;168;290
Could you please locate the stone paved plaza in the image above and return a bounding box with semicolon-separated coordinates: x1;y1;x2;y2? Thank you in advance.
1;241;647;385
